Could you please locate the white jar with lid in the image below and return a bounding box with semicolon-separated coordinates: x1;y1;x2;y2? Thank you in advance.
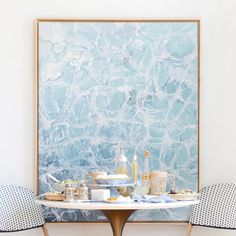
91;189;110;201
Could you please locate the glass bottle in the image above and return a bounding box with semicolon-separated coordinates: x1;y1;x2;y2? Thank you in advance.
141;150;151;193
79;182;88;200
64;183;75;201
115;148;129;176
133;154;138;183
142;150;150;181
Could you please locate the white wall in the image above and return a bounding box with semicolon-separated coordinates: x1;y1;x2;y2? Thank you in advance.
1;0;236;235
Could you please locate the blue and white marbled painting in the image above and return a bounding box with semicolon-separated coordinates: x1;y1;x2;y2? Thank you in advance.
38;21;199;222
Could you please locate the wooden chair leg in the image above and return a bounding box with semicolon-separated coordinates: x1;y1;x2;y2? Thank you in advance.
185;224;193;236
42;224;49;236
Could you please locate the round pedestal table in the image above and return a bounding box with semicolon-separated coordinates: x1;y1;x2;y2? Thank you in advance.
36;199;198;236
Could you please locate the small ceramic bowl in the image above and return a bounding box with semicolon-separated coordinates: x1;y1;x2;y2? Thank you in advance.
52;183;79;192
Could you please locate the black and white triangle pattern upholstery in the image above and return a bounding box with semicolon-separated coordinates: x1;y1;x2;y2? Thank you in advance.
190;183;236;229
0;185;45;232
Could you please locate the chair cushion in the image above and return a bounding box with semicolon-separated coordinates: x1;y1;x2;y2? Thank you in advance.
0;185;45;232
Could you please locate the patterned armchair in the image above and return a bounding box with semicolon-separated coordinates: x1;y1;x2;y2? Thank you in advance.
186;183;236;235
0;185;49;235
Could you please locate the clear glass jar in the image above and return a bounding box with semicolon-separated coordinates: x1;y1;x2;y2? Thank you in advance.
64;184;75;201
115;148;129;176
79;183;88;200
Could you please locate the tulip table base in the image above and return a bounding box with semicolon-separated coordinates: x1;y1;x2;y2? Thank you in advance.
101;210;136;236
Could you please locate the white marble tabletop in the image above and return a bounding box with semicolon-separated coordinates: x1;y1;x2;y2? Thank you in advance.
36;198;199;210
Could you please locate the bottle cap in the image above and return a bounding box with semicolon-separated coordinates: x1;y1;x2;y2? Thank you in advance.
116;147;128;162
144;150;150;158
117;154;128;162
133;155;137;161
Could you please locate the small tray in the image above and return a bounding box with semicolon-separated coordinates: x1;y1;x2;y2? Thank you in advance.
44;192;64;201
168;193;200;201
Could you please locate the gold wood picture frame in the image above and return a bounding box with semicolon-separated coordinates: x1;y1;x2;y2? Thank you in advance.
35;19;200;223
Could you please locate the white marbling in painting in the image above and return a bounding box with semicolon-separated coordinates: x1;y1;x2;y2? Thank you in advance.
38;22;199;222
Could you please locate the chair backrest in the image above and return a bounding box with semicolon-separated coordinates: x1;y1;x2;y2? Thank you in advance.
0;185;45;232
190;183;236;229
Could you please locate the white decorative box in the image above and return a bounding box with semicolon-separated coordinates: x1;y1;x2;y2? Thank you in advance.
91;189;110;201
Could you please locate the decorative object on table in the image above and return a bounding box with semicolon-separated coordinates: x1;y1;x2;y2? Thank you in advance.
141;150;151;193
114;149;131;197
46;173;80;193
64;183;75;202
117;185;132;197
78;182;89;200
90;181;135;198
142;150;151;182
36;19;200;222
0;185;49;236
105;196;134;204
92;173;134;198
150;171;175;194
132;194;177;203
46;173;60;183
168;189;199;201
115;147;129;176
132;154;138;184
53;179;80;192
132;181;149;196
186;183;236;236
95;174;130;185
87;171;107;184
91;189;110;201
45;192;64;201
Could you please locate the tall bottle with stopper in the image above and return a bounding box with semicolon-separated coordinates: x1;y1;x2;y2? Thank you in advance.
132;154;138;184
141;150;151;192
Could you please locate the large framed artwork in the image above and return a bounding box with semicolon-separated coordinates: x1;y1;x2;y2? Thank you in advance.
36;19;200;223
